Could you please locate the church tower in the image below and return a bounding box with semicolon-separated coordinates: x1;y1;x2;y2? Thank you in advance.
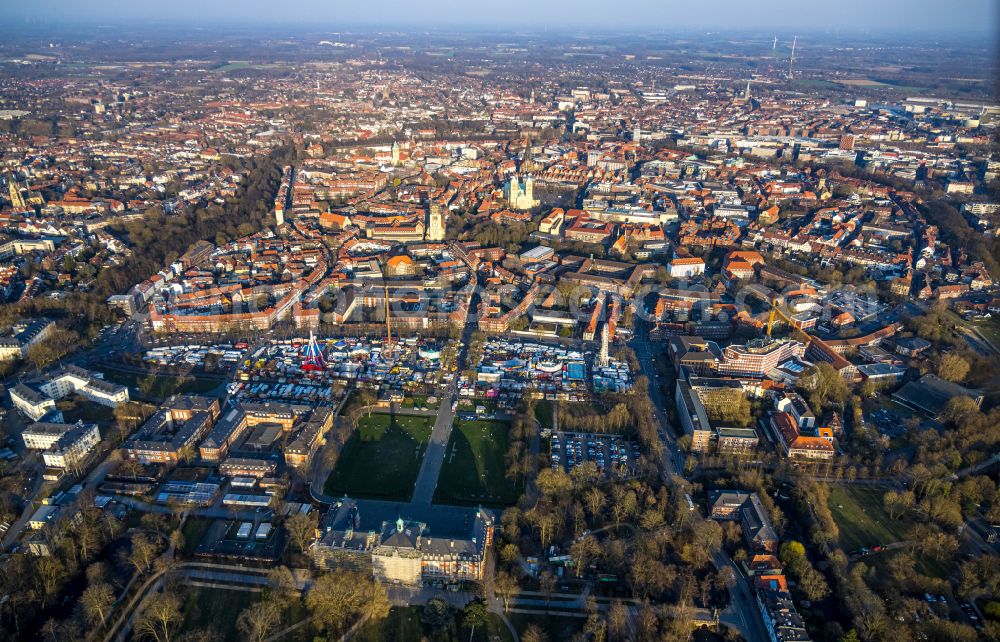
427;202;445;241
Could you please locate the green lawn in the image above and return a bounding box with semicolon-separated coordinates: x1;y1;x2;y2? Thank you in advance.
509;613;584;640
59;398;116;425
98;367;219;400
403;394;432;409
534;400;554;430
178;587;258;642
213;61;251;72
354;606;513;642
434;420;522;507
827;485;910;551
972;318;1000;349
863;547;951;580
178;586;314;642
325;413;433;501
180;518;213;555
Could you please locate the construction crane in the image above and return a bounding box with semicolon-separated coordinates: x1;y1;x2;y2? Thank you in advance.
382;263;393;358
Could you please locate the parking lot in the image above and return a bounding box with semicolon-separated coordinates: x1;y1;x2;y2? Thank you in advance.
867;407;905;437
549;431;638;479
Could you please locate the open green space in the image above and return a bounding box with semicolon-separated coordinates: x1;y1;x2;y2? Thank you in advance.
971;318;1000;349
213;61;251;72
98;367;219;400
354;606;513;642
509;613;584;640
338;389;365;416
863;546;951;580
534;400;554;430
325;413;433;501
58;398;116;425
178;587;258;642
827;484;911;551
402;393;432;409
180;518;213;555
178;586;313;642
791;78;841;90
434;420;522;507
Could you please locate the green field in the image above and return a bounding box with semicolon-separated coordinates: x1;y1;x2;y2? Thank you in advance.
178;587;258;642
354;606;513;642
213;61;251;72
434;420;522;506
827;485;910;551
180;518;213;555
534;400;554;430
98;367;219;400
178;587;313;642
58;398;116;425
864;546;951;580
509;613;584;640
325;413;433;501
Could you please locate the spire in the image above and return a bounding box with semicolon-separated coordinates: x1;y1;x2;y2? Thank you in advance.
396;516;404;533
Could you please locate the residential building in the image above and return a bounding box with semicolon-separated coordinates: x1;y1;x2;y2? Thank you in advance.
10;384;58;421
41;422;101;470
709;490;778;553
0;318;56;361
122;395;220;464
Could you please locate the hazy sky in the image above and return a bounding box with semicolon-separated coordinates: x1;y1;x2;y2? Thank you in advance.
2;0;997;36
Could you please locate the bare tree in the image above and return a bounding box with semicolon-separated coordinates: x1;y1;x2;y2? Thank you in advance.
305;570;390;636
236;599;283;642
539;571;557;606
494;571;518;613
608;600;628;641
82;582;115;628
285;511;318;552
135;590;182;642
129;532;160;575
267;566;299;606
522;623;549;642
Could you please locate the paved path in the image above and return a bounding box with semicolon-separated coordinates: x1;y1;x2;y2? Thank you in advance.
410;293;478;507
410;383;458;506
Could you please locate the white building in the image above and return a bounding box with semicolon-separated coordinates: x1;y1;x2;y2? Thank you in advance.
668;257;706;279
39;365;129;408
0;318;56;361
40;422;101;470
22;422;75;450
10;384;57;421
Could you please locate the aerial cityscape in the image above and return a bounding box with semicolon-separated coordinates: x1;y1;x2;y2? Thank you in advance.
0;1;998;641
